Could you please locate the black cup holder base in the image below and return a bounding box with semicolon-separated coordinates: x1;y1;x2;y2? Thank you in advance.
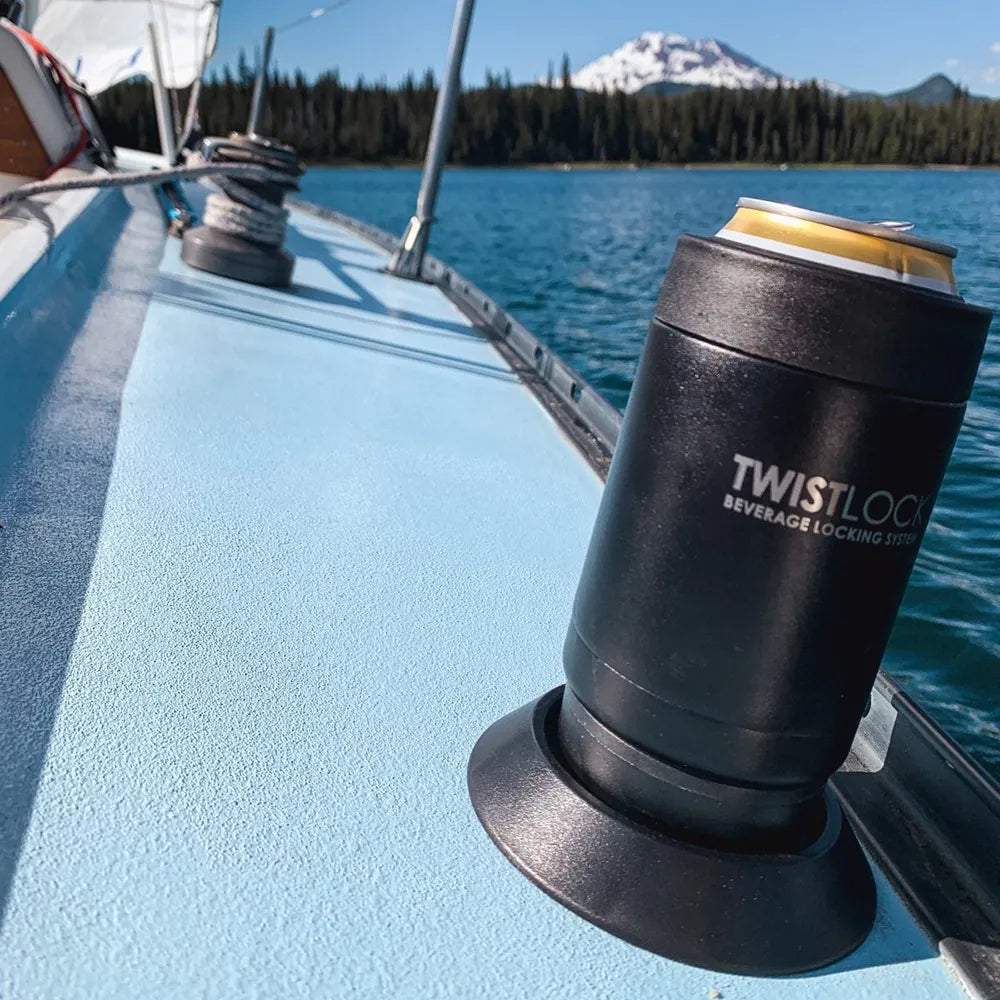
467;687;877;976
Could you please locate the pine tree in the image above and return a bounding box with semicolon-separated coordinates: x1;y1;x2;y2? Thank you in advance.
96;71;1000;167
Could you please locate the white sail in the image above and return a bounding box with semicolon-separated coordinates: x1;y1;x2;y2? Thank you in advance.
31;0;219;95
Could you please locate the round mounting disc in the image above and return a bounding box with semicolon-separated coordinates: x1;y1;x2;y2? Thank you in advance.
467;687;876;976
182;226;294;288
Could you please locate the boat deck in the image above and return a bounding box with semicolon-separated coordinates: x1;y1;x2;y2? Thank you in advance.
0;183;971;998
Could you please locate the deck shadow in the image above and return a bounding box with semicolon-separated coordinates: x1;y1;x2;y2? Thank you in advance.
152;277;519;384
284;226;481;338
794;872;937;977
288;229;387;261
159;267;482;343
0;189;163;925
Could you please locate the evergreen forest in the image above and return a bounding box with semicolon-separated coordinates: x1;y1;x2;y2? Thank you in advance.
96;56;1000;166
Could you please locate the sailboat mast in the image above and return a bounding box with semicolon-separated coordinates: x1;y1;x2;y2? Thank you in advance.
147;20;178;163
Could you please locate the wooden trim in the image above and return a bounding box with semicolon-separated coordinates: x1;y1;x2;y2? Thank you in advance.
0;67;50;178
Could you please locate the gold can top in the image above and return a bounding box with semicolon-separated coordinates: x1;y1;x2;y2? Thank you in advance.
717;198;958;296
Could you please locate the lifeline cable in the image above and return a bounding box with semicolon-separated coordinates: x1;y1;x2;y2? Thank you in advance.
0;162;286;214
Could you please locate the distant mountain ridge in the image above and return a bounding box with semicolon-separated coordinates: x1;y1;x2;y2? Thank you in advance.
851;73;989;105
565;33;987;105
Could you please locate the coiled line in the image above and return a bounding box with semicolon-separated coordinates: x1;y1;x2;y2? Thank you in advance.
195;135;303;247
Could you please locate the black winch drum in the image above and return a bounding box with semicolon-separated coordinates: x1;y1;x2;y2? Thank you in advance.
468;198;993;974
181;133;300;287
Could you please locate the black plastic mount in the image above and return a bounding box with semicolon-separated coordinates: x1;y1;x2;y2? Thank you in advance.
468;688;877;976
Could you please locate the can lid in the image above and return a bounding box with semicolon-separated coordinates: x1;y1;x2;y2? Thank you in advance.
717;198;958;296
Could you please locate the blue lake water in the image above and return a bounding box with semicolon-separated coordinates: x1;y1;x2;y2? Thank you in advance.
300;166;1000;778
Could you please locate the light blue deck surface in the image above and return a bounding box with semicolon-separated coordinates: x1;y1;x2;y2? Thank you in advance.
0;202;966;998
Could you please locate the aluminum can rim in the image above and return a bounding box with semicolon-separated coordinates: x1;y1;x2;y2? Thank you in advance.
737;197;957;259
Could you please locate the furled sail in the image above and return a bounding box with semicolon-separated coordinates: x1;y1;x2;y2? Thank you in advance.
30;0;219;95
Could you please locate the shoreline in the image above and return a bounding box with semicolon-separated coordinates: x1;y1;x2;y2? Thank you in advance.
303;160;1000;171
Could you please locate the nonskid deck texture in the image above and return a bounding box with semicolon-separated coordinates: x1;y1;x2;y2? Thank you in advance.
0;193;969;998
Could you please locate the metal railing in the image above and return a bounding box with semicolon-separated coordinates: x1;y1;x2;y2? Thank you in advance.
291;197;622;471
388;0;475;279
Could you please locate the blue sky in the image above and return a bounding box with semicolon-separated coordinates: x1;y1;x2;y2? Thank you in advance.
217;0;1000;97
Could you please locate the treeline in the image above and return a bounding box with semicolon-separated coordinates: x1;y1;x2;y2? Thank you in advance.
96;56;1000;166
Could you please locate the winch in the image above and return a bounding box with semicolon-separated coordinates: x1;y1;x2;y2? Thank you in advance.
181;133;303;287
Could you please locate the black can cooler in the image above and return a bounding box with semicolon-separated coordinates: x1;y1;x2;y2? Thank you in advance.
468;198;993;974
563;200;991;835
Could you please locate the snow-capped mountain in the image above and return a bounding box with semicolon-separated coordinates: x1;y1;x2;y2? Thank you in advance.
566;32;850;96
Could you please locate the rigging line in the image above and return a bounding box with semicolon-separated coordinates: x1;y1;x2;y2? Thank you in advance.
209;0;354;77
275;0;354;36
178;0;219;150
0;162;289;213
